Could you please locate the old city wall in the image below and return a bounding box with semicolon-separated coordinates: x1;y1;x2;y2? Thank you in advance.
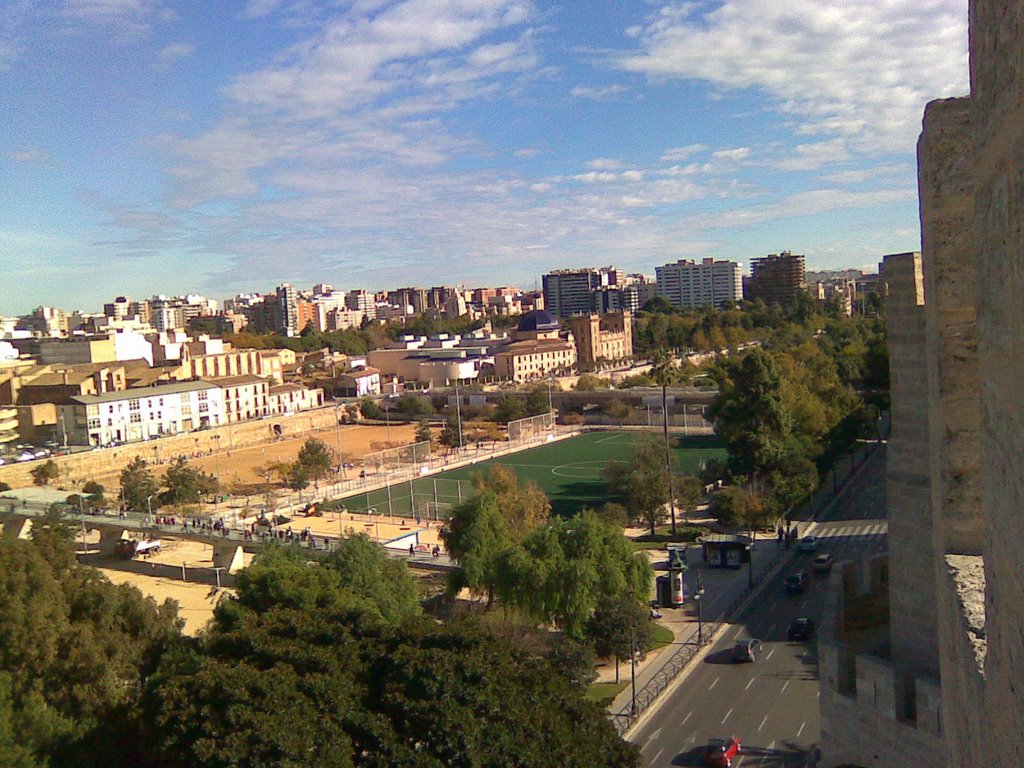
917;96;990;766
0;405;346;490
819;558;945;768
970;1;1024;765
881;253;940;678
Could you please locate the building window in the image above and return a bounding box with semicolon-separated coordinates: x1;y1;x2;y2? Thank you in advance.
130;412;142;424
129;399;140;411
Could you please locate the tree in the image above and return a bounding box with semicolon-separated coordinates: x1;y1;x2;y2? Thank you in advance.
710;348;792;481
30;460;59;487
506;511;653;638
297;438;336;487
82;480;105;507
602;398;632;425
594;501;630;528
525;386;551;416
0;534;181;765
548;637;597;691
492;394;527;424
395;393;432;416
472;465;550;541
414;418;432;445
651;348;684;533
441;491;513;605
120;457;160;514
359;398;383;420
573;373;606;391
585;594;655;684
673;475;704;526
143;609;640;768
607;434;669;535
162;457;218;505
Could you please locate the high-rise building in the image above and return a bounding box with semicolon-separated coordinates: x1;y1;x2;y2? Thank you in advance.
745;251;806;306
542;266;620;317
654;258;743;309
276;283;300;336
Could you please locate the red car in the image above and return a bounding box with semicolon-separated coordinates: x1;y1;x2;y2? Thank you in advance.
703;736;741;766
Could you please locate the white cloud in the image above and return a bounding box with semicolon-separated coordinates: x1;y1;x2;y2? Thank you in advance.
616;0;968;153
155;42;194;70
586;157;625;170
711;147;750;163
5;147;54;165
61;0;165;34
774;138;850;171
570;83;630;100
659;144;707;163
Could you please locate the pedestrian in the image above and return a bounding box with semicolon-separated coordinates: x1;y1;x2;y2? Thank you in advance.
432;545;440;559
409;543;415;557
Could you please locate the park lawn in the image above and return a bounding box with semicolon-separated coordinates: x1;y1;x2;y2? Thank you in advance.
649;623;675;651
586;681;629;706
340;431;726;519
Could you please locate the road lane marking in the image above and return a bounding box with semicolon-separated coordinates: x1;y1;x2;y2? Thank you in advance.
721;707;733;724
745;678;755;690
769;740;776;752
682;711;692;726
709;676;719;690
643;728;662;748
781;680;790;694
759;714;768;732
766;647;776;661
797;721;806;737
652;748;663;764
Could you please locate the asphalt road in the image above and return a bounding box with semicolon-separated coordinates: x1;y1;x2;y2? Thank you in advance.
631;446;888;767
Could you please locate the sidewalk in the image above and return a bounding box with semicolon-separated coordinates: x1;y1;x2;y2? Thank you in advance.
607;537;789;716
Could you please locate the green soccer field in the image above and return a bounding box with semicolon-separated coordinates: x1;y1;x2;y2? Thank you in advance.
338;431;726;519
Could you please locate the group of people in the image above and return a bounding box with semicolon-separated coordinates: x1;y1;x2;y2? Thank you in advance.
409;542;442;559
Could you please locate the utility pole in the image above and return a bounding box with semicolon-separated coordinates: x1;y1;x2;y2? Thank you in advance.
334;403;346;479
454;378;464;449
630;623;637;715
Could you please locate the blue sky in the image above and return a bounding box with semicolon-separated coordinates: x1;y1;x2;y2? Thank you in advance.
0;0;969;314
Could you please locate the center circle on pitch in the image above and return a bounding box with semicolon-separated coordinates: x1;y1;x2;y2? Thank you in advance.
551;461;607;479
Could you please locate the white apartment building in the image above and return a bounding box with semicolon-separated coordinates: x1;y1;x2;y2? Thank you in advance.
213;374;270;423
655;258;743;309
60;381;225;447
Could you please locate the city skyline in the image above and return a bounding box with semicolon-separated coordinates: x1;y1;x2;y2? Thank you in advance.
1;0;967;314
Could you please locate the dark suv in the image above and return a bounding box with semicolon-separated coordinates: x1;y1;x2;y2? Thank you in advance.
787;617;816;640
785;571;809;594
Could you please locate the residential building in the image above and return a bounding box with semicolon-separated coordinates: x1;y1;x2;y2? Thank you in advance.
337;367;381;398
38;330;154;366
59;380;225;446
0;406;18;450
542;267;620;317
276;283;301;336
568;313;633;370
212;374;270;423
268;383;324;415
745;251;806;306
345;290;376;319
655;258;743;309
592;285;644;313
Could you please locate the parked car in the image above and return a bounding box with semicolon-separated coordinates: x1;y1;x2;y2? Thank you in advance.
797;535;819;552
732;638;762;663
785;571;810;594
703;736;741;767
787;617;816;641
812;552;835;573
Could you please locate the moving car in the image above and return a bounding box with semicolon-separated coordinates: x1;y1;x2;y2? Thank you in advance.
812;552;835;573
788;617;816;640
797;535;819;552
785;571;810;593
703;736;741;767
732;638;761;663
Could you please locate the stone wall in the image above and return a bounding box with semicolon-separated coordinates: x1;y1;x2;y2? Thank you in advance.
970;1;1024;764
0;404;347;490
882;253;940;679
819;558;945;768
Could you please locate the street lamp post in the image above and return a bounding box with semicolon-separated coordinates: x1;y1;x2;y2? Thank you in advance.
694;568;705;644
630;624;637;716
146;494;154;522
746;543;754;588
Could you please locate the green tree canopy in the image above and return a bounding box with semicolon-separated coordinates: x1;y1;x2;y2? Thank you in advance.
30;460;59;487
606;434;669;535
120;456;160;514
162;457;218;506
441;491;513;604
297;438;336;486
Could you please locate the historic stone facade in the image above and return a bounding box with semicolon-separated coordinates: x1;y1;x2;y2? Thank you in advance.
820;1;1024;764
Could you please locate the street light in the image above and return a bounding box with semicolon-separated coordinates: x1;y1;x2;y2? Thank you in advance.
694;567;705;643
146;494;154;522
630;623;637;716
746;543;754;588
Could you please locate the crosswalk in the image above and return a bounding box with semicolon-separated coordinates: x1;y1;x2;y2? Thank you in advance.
807;520;888;540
